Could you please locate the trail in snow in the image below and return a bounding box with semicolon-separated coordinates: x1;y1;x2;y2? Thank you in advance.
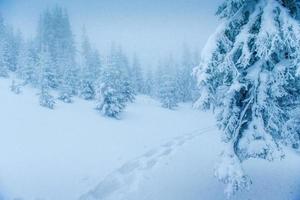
79;126;217;200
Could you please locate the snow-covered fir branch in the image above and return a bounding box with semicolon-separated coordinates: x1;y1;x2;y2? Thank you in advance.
195;0;300;197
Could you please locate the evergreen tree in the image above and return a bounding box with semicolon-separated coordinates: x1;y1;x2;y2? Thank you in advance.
6;28;21;72
143;68;154;96
79;30;101;100
80;79;95;100
38;47;56;109
95;82;125;118
155;56;179;108
0;16;21;76
153;59;165;97
37;6;78;96
194;0;300;197
176;47;199;102
17;40;39;86
59;61;78;103
117;47;135;103
95;53;124;118
0;15;9;77
131;54;144;94
159;74;178;109
90;50;102;82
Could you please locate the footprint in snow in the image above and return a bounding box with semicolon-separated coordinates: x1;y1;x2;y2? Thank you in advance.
142;149;157;158
79;127;215;200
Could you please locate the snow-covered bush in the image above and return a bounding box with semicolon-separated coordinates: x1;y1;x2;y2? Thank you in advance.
58;92;73;103
195;0;300;197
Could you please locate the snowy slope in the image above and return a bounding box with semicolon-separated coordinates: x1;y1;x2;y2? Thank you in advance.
0;78;300;200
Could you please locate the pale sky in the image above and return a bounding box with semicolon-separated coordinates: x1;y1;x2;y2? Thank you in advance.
0;0;222;65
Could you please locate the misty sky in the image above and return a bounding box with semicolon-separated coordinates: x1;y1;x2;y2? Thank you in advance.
0;0;222;65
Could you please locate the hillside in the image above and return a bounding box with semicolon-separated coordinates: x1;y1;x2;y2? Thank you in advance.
0;78;299;200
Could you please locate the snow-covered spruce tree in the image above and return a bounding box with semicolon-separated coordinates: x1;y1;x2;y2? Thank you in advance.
0;15;21;77
176;47;200;102
117;47;135;103
194;0;300;197
37;47;56;109
17;40;39;86
0;36;8;77
37;6;78;99
95;63;125;118
153;59;165;97
79;30;101;100
79;31;94;100
155;56;179;109
57;9;79;102
159;74;178;109
6;28;22;72
131;54;144;94
58;44;79;103
143;68;155;96
95;46;129;118
80;80;95;100
59;61;79;103
95;82;125;119
0;15;9;77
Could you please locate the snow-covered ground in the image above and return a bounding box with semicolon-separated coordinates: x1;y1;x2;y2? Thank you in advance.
0;78;300;200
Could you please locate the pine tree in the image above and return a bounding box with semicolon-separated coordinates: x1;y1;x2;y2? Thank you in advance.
59;62;78;103
95;60;125;118
0;15;9;77
91;50;102;81
6;28;21;72
131;54;144;94
159;74;178;109
37;6;78;95
79;30;101;100
153;59;166;97
38;47;56;109
17;40;39;86
95;45;134;118
194;0;300;197
0;37;8;77
117;47;135;103
80;79;95;100
155;56;179;108
95;82;125;118
0;17;22;76
176;47;199;102
143;68;154;96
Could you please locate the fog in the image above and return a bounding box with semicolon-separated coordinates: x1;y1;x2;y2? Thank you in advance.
0;0;222;65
